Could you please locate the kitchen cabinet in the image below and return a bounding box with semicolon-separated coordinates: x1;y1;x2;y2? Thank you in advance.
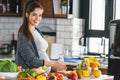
2;0;54;17
0;0;80;18
0;0;21;17
108;57;120;79
36;0;53;18
21;0;53;18
99;68;107;74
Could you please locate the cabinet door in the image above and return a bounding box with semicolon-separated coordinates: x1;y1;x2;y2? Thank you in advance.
21;0;28;15
21;0;53;18
36;0;53;18
0;0;21;17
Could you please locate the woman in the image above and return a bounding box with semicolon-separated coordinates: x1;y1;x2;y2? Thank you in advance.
15;0;67;73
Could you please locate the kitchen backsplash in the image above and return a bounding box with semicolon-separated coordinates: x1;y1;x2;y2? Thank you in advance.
0;17;22;45
0;17;56;45
0;17;85;53
56;18;85;55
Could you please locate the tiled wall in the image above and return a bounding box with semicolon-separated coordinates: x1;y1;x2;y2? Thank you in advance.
0;17;56;46
56;18;85;56
0;17;85;53
0;17;22;45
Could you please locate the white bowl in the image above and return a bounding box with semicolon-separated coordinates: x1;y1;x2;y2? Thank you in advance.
0;72;19;78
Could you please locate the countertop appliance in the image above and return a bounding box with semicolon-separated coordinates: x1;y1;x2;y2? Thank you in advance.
1;44;11;54
108;19;120;80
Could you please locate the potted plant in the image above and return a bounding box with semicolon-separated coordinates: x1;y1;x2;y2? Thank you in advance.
61;0;68;14
61;0;67;6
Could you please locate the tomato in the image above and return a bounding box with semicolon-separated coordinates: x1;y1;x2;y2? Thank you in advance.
56;71;65;75
57;74;64;80
55;72;64;80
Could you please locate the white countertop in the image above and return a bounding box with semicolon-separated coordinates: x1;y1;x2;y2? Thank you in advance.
80;75;114;80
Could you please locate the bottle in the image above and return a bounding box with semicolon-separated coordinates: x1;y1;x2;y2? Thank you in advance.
2;4;6;13
0;0;2;13
57;54;64;72
11;45;15;60
58;54;64;62
6;0;10;12
11;45;15;55
64;49;69;58
16;0;19;13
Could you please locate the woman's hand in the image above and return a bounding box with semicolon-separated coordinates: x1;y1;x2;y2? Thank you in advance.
53;61;67;71
45;61;67;71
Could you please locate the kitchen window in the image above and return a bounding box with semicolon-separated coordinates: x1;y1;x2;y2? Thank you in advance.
114;0;120;19
89;0;105;30
85;0;113;55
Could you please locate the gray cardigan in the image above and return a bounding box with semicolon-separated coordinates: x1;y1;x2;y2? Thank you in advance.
15;29;44;69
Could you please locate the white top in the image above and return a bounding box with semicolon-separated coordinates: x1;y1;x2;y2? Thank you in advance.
32;29;51;73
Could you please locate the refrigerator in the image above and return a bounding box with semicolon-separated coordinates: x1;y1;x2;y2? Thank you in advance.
108;19;120;80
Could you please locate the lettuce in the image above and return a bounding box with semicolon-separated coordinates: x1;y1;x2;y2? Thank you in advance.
0;60;17;72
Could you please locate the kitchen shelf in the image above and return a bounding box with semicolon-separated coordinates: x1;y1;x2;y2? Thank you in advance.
0;0;79;18
0;13;21;17
54;14;67;18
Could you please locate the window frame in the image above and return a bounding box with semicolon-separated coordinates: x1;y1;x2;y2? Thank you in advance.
80;0;114;55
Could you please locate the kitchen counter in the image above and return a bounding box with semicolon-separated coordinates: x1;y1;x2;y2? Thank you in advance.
51;58;108;74
80;75;114;80
65;58;108;67
0;54;108;73
62;58;108;74
2;75;114;80
0;54;15;61
0;56;113;79
0;54;108;70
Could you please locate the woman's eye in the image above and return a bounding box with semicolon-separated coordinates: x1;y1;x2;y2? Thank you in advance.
39;14;42;17
32;14;36;16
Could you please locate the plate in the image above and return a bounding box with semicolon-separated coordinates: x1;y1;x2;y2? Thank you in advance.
0;72;19;78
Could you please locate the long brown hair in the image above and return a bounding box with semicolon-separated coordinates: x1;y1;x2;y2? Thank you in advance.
18;0;44;41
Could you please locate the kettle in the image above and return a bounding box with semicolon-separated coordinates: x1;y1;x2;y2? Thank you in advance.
1;44;11;54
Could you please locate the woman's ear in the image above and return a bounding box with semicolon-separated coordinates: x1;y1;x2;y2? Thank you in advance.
26;13;28;18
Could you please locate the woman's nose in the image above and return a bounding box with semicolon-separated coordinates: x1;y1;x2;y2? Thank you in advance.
36;16;39;20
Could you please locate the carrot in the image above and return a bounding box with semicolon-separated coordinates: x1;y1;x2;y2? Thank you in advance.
18;66;22;72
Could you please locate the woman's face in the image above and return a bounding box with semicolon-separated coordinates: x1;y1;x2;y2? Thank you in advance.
27;8;43;28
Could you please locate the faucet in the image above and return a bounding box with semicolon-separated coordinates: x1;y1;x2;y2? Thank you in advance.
79;36;87;56
101;37;106;61
79;36;85;46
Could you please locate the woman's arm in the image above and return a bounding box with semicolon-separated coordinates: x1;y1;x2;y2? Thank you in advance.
44;61;67;71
